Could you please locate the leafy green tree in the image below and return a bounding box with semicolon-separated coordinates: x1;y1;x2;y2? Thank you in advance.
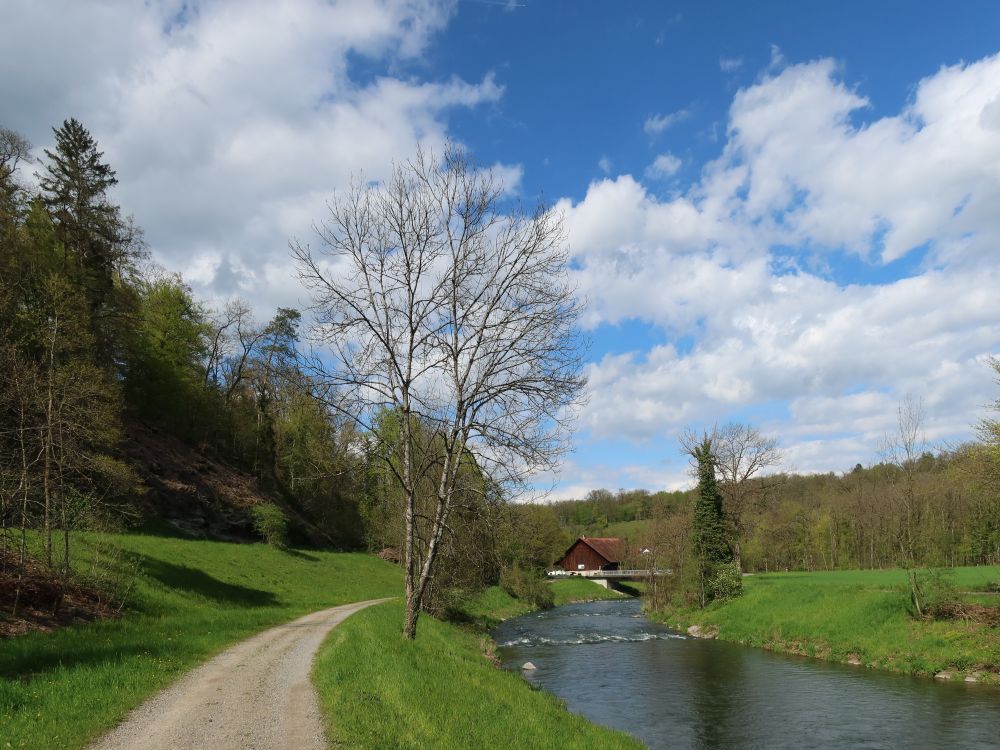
273;379;365;548
126;271;210;431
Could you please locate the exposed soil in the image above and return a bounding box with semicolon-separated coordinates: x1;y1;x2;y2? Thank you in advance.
0;550;118;638
121;417;272;540
930;602;1000;627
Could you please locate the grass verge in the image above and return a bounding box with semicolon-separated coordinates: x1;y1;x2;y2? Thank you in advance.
0;533;402;750
459;578;626;630
313;600;643;750
651;565;1000;682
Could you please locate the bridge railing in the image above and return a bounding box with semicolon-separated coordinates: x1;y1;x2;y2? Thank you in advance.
547;569;671;578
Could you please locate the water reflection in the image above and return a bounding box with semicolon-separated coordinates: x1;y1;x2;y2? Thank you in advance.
494;599;1000;750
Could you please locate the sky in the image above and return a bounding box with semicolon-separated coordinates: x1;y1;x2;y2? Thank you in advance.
3;0;1000;496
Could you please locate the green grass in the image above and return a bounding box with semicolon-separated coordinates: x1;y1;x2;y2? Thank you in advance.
313;601;643;750
0;533;402;750
459;578;626;630
550;578;628;606
600;519;652;541
653;565;1000;681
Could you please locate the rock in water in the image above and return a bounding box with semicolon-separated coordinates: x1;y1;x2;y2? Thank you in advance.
522;661;537;671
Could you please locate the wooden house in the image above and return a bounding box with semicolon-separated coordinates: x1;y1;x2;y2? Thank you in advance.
555;536;622;572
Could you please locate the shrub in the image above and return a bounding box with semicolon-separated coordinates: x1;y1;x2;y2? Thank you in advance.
908;567;959;619
500;565;554;610
707;562;743;602
251;503;289;549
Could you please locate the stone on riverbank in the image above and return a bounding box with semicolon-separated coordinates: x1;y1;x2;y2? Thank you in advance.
686;625;719;639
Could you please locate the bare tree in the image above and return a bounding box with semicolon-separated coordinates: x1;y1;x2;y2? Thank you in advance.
292;146;585;638
880;395;927;566
681;422;782;573
204;299;249;388
0;127;33;184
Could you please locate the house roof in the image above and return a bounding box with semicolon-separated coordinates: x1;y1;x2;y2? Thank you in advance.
580;537;622;563
558;536;623;565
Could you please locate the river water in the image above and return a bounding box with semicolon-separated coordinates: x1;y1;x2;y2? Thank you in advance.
494;598;1000;749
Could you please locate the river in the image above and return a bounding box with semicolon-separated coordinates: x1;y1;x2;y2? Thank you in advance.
494;598;1000;749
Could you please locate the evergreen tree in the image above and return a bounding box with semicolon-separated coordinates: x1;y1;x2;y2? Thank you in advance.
38;118;140;368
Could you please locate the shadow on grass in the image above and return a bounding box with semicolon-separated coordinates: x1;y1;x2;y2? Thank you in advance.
142;558;277;607
127;518;199;539
282;548;320;562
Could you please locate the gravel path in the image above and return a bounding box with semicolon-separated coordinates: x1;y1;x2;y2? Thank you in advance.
90;598;392;750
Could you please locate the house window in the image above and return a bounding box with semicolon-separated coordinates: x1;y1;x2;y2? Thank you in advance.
577;563;585;570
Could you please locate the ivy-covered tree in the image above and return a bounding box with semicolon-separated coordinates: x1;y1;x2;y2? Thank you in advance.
690;437;741;606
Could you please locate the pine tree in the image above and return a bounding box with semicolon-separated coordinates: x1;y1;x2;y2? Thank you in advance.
38;118;140;368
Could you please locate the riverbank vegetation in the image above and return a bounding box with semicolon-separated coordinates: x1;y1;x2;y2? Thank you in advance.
0;532;401;750
653;566;1000;682
314;599;642;750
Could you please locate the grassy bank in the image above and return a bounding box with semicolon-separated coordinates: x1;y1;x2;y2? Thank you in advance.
460;578;627;629
652;566;1000;682
0;533;402;750
314;600;643;750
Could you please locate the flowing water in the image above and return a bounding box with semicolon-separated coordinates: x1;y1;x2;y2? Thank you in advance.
494;598;1000;749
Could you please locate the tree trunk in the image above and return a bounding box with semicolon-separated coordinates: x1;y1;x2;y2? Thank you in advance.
401;405;418;640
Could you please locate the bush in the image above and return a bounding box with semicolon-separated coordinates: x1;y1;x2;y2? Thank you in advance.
707;562;743;602
500;565;554;610
251;503;289;549
908;567;959;619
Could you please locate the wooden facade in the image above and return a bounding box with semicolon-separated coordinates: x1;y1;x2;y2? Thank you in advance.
556;537;622;572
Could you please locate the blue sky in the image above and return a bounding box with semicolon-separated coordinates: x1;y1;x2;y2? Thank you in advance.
4;0;1000;495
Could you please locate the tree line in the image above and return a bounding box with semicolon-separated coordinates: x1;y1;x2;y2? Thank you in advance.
552;409;1000;586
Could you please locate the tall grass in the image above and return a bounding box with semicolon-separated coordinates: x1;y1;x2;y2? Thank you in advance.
0;533;402;749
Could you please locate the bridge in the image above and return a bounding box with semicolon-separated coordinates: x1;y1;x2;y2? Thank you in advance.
547;569;671;589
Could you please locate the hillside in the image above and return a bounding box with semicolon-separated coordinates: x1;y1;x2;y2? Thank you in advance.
122;418;274;540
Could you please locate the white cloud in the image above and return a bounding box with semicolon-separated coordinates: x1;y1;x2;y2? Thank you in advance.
0;0;504;314
598;155;613;175
645;152;682;180
564;53;1000;475
644;109;690;136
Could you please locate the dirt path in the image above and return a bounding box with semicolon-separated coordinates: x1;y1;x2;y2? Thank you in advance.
90;598;392;750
